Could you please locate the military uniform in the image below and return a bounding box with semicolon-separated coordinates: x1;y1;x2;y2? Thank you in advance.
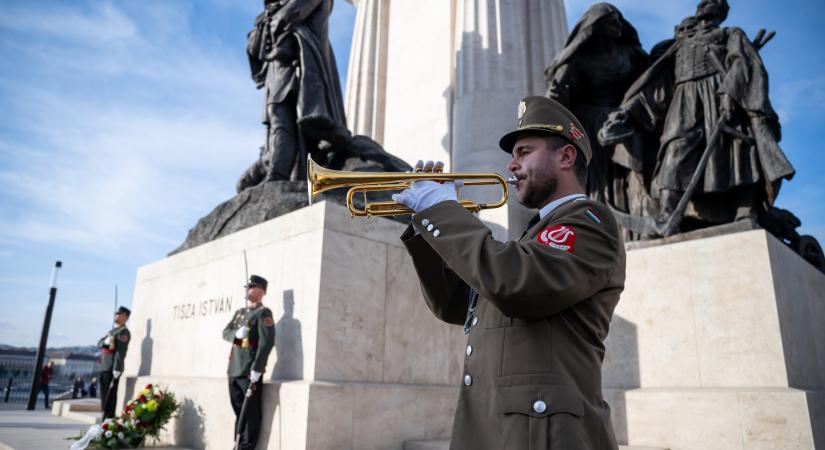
402;96;625;450
223;276;275;450
96;310;131;419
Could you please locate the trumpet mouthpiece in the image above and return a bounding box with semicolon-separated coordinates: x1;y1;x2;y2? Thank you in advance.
505;176;519;186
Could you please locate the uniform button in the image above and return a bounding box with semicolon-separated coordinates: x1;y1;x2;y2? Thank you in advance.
465;345;473;356
433;229;440;237
533;400;547;413
463;374;473;386
422;219;430;227
427;224;434;232
471;316;478;327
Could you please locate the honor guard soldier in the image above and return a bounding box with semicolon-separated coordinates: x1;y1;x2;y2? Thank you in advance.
97;306;131;419
222;275;275;450
394;96;626;449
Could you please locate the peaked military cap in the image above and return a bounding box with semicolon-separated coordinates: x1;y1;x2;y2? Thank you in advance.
116;306;131;317
246;275;268;293
499;96;592;165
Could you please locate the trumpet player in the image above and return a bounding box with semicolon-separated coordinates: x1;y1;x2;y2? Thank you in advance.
394;96;626;450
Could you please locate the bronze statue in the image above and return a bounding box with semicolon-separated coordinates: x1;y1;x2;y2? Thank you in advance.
601;0;794;233
173;0;413;254
239;0;348;191
545;3;648;225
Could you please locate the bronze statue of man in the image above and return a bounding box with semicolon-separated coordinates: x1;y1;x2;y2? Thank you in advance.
241;0;347;190
601;0;794;229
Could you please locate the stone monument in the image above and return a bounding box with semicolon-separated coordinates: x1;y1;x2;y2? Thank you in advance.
119;1;825;449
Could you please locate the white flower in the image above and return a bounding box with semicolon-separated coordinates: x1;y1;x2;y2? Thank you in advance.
117;432;124;439
105;430;113;438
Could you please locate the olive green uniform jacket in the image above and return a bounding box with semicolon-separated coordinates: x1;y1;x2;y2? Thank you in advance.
223;305;276;377
402;198;625;450
97;326;130;372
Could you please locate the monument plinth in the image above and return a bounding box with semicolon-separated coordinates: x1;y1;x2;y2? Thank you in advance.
120;201;466;450
603;229;825;449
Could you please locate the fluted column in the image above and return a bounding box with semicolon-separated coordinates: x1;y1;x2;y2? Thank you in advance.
344;0;390;143
451;0;567;239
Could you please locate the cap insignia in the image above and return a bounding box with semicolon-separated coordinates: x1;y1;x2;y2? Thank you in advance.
517;101;527;126
569;122;585;141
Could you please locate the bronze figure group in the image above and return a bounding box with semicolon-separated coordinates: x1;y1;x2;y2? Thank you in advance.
547;0;796;238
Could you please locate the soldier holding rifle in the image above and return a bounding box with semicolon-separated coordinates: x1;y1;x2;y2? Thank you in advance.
223;275;275;450
393;96;626;449
96;306;131;419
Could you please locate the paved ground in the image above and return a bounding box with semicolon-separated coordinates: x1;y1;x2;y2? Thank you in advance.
0;409;193;450
0;408;86;450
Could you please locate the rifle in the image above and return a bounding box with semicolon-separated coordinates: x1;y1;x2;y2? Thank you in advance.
100;285;118;423
234;250;255;450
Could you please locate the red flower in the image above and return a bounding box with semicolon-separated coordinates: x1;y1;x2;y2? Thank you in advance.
102;423;109;430
145;384;153;389
139;395;147;403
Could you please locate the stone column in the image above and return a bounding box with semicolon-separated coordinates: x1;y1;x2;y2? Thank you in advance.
344;0;390;144
452;0;567;239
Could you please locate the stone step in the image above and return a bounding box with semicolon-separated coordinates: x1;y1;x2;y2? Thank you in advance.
51;398;101;417
403;440;449;450
403;440;666;450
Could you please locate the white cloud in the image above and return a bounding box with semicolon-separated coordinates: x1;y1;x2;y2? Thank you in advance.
0;1;138;45
0;2;264;260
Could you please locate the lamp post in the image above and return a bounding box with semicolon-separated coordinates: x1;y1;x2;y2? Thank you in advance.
27;260;62;411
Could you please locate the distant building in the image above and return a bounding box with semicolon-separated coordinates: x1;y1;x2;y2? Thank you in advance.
47;352;99;377
0;349;36;379
0;349;99;380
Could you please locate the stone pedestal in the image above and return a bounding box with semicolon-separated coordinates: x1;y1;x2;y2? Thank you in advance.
120;201;466;450
603;229;825;449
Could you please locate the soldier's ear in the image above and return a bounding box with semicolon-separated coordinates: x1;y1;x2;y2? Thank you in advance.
559;144;577;169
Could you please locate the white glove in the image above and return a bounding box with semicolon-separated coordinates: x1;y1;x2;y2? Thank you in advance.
113;370;122;378
392;181;459;214
250;370;262;383
104;335;113;345
235;325;249;339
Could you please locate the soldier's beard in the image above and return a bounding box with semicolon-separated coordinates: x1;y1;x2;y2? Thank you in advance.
518;173;558;209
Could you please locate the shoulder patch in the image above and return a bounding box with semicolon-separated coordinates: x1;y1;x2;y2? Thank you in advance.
584;208;602;224
537;225;576;253
119;334;130;343
263;317;275;327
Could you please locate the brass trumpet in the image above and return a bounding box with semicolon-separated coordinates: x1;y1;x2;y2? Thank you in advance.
307;156;517;217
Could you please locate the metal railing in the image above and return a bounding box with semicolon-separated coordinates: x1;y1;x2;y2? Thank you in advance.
2;377;75;406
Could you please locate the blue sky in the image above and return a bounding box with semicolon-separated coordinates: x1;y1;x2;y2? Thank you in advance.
1;0;823;347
